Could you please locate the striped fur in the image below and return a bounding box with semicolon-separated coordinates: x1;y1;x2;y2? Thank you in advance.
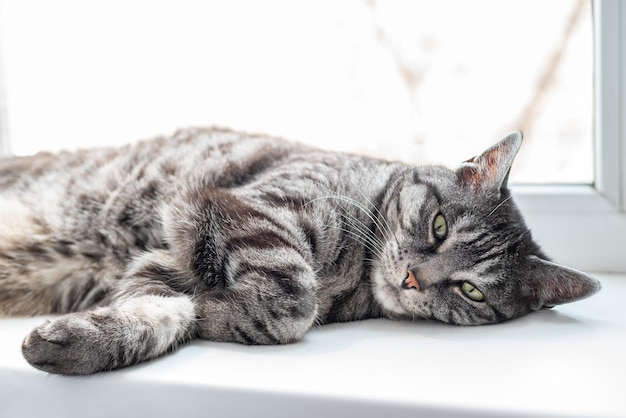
0;128;599;375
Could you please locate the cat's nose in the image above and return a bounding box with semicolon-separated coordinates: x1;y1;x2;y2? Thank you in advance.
401;269;420;291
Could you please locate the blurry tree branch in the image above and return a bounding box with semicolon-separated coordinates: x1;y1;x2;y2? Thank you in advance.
514;0;588;140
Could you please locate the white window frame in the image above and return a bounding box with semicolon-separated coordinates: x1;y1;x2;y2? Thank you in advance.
0;0;621;273
512;0;626;273
0;42;8;156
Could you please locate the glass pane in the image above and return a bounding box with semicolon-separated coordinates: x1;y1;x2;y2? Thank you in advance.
0;0;592;183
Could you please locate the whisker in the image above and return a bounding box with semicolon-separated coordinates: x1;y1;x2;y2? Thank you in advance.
304;189;398;263
323;224;385;259
330;227;385;259
346;175;398;244
486;195;513;219
339;209;386;251
306;193;389;243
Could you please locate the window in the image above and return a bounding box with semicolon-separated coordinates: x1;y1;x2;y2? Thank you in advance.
0;0;623;271
513;0;625;273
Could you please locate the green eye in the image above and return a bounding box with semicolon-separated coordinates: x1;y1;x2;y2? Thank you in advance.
461;282;484;302
433;213;447;240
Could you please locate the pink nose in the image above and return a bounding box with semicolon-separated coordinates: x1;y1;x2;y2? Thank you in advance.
401;269;420;291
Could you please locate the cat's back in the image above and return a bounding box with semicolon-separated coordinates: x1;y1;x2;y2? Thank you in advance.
0;128;306;252
0;128;319;315
0;127;303;190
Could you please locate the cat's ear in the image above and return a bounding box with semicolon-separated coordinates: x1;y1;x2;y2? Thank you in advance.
526;255;602;310
457;131;522;195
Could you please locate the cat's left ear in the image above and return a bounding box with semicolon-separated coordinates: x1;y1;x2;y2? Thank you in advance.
526;255;602;310
457;131;523;196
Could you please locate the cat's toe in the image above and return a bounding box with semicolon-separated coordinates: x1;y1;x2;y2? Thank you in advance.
22;326;66;373
22;315;108;375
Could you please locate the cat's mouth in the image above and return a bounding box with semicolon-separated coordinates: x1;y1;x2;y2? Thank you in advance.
372;265;429;318
371;268;408;316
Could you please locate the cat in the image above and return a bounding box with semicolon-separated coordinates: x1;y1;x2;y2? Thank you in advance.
0;127;599;375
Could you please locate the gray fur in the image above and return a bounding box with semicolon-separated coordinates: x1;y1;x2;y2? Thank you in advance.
0;127;600;375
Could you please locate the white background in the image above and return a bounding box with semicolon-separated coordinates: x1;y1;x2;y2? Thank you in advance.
0;0;592;183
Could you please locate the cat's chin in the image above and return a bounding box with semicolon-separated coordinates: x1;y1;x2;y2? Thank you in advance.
371;270;412;317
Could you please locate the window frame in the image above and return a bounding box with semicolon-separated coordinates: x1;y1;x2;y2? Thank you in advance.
0;35;8;156
511;0;625;273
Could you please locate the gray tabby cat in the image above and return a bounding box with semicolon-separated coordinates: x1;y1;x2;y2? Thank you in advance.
0;128;599;375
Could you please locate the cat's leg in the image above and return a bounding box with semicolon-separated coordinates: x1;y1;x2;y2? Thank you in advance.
21;249;318;374
22;240;319;374
22;293;194;375
22;252;197;375
144;237;320;346
194;245;319;345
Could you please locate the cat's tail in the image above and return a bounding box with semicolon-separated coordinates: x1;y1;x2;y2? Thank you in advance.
0;199;116;317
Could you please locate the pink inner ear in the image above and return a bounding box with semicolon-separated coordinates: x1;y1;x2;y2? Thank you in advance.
459;165;482;193
458;132;522;195
459;148;505;194
484;149;503;181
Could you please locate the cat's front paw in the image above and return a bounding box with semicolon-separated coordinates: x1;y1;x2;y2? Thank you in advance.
22;312;115;375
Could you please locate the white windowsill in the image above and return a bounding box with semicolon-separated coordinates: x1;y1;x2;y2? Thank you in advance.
511;184;617;213
0;273;623;418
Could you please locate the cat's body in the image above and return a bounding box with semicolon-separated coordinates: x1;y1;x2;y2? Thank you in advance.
0;128;389;321
0;127;600;375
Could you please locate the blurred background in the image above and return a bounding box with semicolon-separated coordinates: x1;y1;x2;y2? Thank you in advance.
0;0;592;183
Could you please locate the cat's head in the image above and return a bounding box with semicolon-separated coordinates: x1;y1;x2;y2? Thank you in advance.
372;132;601;325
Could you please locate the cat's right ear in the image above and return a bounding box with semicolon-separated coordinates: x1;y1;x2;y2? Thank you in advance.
526;255;602;311
456;131;523;196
